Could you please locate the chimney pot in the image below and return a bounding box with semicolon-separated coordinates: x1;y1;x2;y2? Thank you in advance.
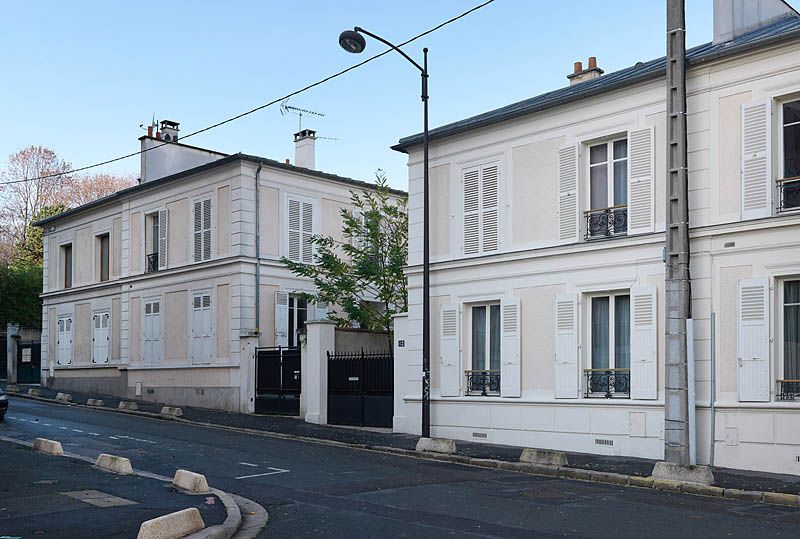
285;159;290;165
573;61;583;74
147;125;153;138
588;56;597;69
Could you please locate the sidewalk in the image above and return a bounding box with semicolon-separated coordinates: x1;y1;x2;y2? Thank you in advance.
0;439;226;538
6;381;800;496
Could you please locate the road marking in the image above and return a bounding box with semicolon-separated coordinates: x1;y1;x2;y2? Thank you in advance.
88;432;100;436
72;429;84;433
43;423;52;427
239;462;258;467
58;426;68;430
109;436;119;440
235;467;290;480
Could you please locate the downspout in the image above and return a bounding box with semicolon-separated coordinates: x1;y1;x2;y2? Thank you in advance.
710;311;717;466
255;164;262;337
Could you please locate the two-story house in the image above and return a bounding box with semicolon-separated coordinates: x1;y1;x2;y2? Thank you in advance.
391;0;800;475
36;121;404;413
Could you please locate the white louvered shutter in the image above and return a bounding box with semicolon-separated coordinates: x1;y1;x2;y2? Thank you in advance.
440;304;461;397
287;198;302;262
500;297;521;397
481;164;499;253
302;201;314;264
627;127;655;235
554;294;579;398
144;300;161;365
92;312;110;364
193;201;202;262
275;291;289;347
557;145;579;242
158;209;168;269
629;287;657;399
463;167;480;255
737;278;770;402
192;293;212;364
741;100;772;220
202;198;212;261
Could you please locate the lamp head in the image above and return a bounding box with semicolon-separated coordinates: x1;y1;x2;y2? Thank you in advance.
339;29;366;54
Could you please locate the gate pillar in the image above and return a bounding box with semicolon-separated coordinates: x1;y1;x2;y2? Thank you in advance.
7;323;19;383
302;320;335;425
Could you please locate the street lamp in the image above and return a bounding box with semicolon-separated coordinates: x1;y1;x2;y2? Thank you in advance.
339;27;431;439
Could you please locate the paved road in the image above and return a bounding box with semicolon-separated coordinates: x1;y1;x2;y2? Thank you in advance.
3;398;800;538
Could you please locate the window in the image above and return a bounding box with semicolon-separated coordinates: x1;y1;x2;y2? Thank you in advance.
191;292;212;363
62;244;72;289
462;163;499;255
97;233;110;282
92;311;110;363
193;199;211;262
143;299;162;364
586;293;630;397
287;196;314;263
779;280;800;400
57;316;72;365
778;99;800;212
145;211;166;273
466;304;501;395
586;139;628;238
288;295;308;348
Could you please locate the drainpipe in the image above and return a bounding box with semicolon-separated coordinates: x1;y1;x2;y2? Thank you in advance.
710;311;717;466
255;164;262;337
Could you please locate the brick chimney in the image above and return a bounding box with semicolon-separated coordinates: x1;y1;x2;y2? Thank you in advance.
567;56;604;85
294;129;316;169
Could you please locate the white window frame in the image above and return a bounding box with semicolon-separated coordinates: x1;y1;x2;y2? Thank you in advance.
778;97;800;214
585;291;631;396
93;229;111;283
143;296;163;365
60;241;73;289
283;192;318;264
777;278;800;386
92;310;111;364
587;137;628;212
192;196;213;263
467;301;501;372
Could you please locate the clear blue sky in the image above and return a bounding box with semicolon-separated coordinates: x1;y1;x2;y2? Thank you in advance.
1;1;797;190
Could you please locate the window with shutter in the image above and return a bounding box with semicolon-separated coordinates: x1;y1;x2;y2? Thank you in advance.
557;145;579;242
737;278;770;401
275;291;289;347
57;316;73;365
627;127;655;235
440;304;461;397
500;298;521;398
191;292;213;364
629;287;657;399
287;196;316;263
741;100;772;220
157;209;168;270
462;162;500;255
143;299;162;365
193;199;212;262
92;311;110;364
554;294;579;398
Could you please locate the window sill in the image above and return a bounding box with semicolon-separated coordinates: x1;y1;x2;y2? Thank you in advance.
403;395;664;406
52;363;121;370
126;362;238;371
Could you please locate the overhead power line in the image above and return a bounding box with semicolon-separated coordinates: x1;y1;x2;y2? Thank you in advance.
0;0;495;187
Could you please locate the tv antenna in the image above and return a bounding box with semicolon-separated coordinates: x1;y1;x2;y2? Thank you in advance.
280;100;324;131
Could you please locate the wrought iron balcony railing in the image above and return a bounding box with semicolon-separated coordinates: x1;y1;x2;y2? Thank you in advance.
585;205;627;240
145;253;159;274
584;368;631;398
777;177;800;213
465;370;501;396
777;380;800;401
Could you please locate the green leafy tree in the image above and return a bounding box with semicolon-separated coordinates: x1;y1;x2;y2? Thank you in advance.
282;171;407;341
0;262;43;329
17;204;67;266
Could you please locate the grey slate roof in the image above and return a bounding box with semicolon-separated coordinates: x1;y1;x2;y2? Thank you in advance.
392;16;800;152
34;153;406;227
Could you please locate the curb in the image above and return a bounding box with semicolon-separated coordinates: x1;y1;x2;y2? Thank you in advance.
9;392;800;509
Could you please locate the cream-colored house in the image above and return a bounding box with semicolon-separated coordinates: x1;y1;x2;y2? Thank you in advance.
37;123;403;413
391;0;800;474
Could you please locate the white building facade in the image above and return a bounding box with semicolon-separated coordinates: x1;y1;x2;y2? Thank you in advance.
392;2;800;475
38;124;403;413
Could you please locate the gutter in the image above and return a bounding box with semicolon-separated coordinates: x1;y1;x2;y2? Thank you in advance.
255;164;262;337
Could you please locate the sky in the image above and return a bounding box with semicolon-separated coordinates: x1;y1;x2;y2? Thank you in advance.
1;0;798;191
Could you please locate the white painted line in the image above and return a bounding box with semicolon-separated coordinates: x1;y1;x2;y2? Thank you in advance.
43;423;52;427
88;433;100;436
239;462;259;467
6;416;18;420
109;436;119;440
72;429;84;433
58;426;68;430
235;467;290;480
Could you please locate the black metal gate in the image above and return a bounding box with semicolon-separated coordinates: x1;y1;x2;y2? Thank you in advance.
255;347;300;415
0;334;7;380
327;350;393;427
17;341;41;384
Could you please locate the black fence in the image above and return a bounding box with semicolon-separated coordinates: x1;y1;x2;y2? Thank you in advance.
584;368;630;398
255;346;300;415
465;370;501;396
585;206;628;240
327;349;393;428
777;380;800;401
777;178;800;213
145;253;159;274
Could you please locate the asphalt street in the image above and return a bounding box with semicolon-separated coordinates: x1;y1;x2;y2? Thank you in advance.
2;398;800;538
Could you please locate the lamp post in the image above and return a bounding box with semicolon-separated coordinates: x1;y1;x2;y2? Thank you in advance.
339;27;431;438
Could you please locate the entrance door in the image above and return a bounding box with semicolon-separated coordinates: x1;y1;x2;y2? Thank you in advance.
255;347;301;415
17;341;41;384
328;350;394;427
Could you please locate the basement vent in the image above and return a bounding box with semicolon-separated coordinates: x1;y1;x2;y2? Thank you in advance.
472;432;488;439
795;455;800;463
595;438;614;446
724;241;735;248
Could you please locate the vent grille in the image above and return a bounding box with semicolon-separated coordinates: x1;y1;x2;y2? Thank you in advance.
502;303;518;334
633;294;653;326
595;438;614;446
556;301;575;331
472;432;488;439
442;310;457;337
741;286;765;321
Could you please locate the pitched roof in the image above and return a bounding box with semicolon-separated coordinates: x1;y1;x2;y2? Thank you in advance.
34;153;406;227
392;16;800;153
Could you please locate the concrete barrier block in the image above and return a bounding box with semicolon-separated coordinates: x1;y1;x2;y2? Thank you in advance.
519;448;568;467
681;482;724;497
32;438;64;456
160;406;183;418
55;392;72;403
118;401;139;411
762;491;800;506
652;461;714;485
86;398;105;407
27;388;43;397
415;437;457;454
96;453;133;475
172;469;210;494
136;507;205;539
5;384;19;393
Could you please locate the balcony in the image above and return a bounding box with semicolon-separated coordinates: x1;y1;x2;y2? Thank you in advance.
465;370;500;396
145;253;159;274
584;368;630;399
777;177;800;213
584;205;627;240
777;380;800;401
